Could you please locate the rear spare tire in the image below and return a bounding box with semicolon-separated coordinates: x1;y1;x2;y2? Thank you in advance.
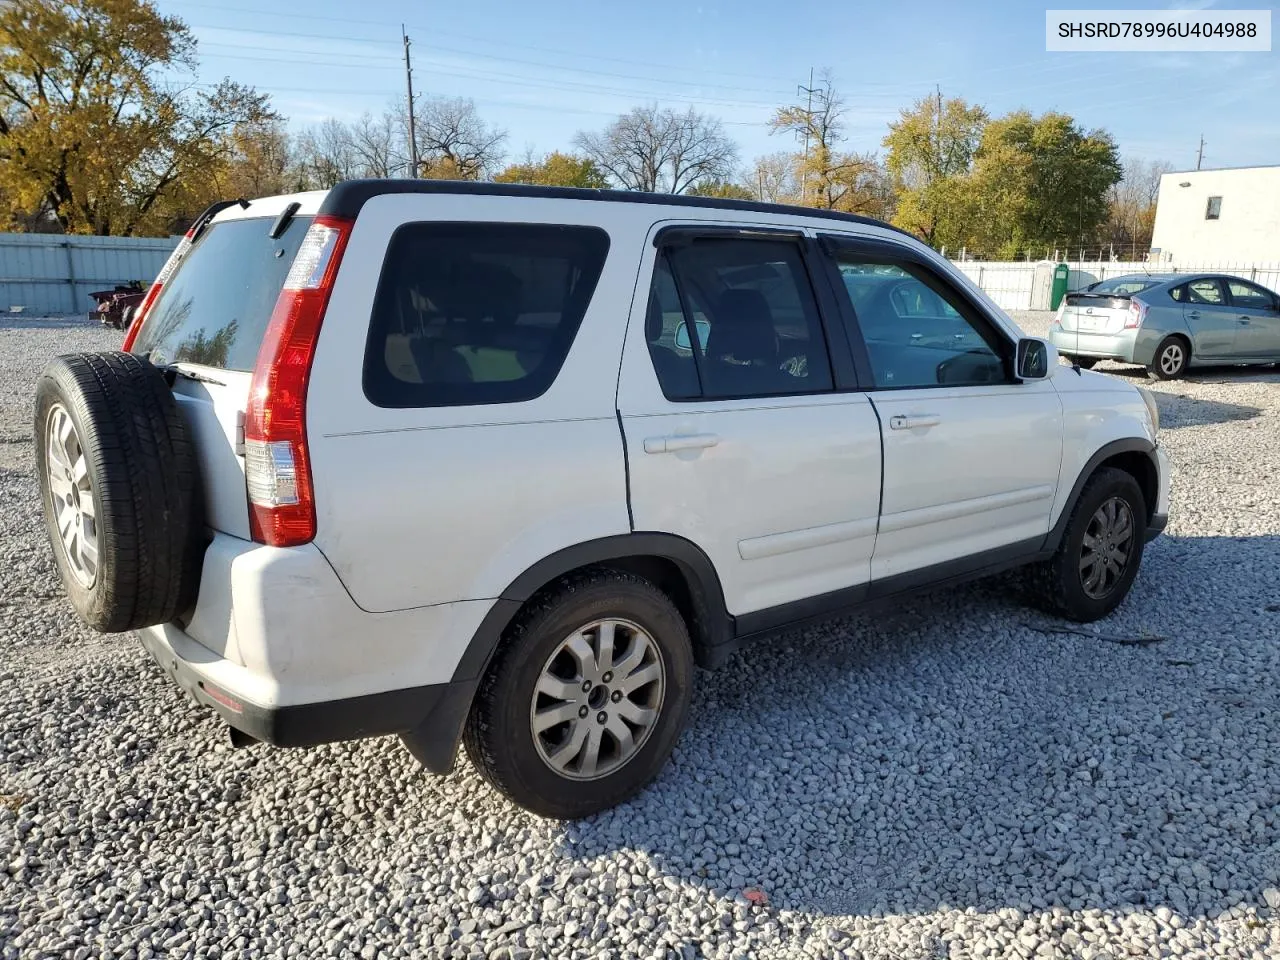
34;352;202;633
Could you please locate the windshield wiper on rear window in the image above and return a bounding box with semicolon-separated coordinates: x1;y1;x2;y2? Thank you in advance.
161;364;226;387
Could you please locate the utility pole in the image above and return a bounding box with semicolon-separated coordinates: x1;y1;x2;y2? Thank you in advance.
935;84;943;181
1195;134;1205;171
797;67;816;205
403;25;419;178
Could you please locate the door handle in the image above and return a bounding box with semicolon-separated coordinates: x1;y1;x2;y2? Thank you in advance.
643;433;720;454
889;414;941;430
1187;310;1201;319
1238;316;1252;324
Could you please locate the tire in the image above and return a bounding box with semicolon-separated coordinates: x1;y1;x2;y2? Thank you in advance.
1148;336;1189;380
461;569;694;818
34;352;202;633
1027;466;1147;622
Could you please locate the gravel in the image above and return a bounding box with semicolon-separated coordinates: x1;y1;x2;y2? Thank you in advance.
3;313;1280;960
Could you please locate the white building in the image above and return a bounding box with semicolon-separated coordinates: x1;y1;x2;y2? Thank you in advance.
1150;165;1280;263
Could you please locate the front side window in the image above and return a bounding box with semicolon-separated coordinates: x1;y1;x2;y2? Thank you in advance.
363;223;609;408
645;238;834;400
1227;279;1276;311
1205;196;1222;220
829;252;1007;389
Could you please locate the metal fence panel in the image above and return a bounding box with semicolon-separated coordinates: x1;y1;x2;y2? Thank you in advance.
0;233;179;316
951;259;1280;311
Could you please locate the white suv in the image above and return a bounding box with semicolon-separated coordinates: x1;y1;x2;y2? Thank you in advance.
35;181;1169;818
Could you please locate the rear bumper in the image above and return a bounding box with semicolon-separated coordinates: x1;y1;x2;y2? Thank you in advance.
1048;325;1139;361
137;625;471;751
134;532;493;771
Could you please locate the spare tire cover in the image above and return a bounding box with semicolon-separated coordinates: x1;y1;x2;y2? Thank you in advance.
34;351;203;633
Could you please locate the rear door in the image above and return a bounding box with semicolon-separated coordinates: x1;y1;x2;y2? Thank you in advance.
1175;277;1239;359
128;197;322;539
617;225;882;618
1225;278;1280;359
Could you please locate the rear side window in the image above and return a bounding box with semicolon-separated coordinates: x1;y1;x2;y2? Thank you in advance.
133;216;314;371
363;223;609;408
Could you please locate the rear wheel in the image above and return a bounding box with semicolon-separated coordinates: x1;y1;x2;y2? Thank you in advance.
1148;336;1189;380
1027;467;1147;622
35;352;202;632
461;569;694;818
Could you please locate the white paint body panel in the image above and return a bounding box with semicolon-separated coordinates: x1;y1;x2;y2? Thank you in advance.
140;533;491;708
868;381;1064;579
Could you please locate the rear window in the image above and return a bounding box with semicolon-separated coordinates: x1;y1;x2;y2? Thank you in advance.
132;216;313;371
363;222;610;408
1087;278;1158;296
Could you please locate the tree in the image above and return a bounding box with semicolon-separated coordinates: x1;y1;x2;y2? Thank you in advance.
748;152;800;204
573;105;738;194
493;151;609;188
219;119;295;199
415;96;506;180
883;95;988;245
687;179;753;200
768;71;890;216
1103;157;1174;254
969;111;1122;258
0;0;274;234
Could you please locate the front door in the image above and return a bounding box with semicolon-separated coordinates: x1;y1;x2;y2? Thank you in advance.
617;229;882;617
822;238;1063;582
1226;278;1280;359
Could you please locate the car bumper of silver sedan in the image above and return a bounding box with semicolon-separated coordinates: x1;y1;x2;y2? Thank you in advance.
1048;324;1140;362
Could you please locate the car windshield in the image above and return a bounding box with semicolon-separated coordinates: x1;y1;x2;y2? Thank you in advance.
1087;278;1159;296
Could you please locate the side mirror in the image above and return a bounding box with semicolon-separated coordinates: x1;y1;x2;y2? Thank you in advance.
674;319;709;352
1016;337;1057;381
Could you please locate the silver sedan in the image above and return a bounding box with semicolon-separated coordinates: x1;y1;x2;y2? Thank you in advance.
1048;273;1280;379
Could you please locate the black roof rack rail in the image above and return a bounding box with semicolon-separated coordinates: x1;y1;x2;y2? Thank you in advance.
317;179;915;240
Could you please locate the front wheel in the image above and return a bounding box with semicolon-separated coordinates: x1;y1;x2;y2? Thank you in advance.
1027;467;1147;622
1148;336;1189;380
460;570;694;818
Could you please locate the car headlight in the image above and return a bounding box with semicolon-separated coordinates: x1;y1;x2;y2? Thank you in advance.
1137;385;1160;435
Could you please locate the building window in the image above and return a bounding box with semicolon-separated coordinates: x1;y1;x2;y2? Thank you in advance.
1205;196;1222;220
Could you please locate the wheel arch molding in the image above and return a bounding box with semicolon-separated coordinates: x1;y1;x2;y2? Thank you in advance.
1043;437;1159;554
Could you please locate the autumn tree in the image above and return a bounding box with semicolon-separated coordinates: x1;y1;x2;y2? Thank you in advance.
1103;157;1173;254
969;111;1122;257
574;105;737;194
219;119;295;199
493;151;609;188
769;71;891;216
415;96;506;180
0;0;274;234
687;179;754;200
883;95;988;246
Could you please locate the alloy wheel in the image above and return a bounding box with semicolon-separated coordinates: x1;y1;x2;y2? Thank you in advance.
529;618;665;781
45;404;98;588
1079;496;1134;599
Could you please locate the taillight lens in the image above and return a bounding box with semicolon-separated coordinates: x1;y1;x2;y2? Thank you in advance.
1125;299;1147;329
121;231;194;352
244;215;352;547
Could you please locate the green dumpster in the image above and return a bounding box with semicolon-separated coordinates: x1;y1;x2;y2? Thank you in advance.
1050;263;1070;311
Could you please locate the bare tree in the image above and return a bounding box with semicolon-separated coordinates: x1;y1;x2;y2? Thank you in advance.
414;96;506;180
749;152;800;203
348;110;402;179
1103;156;1175;252
574;105;738;194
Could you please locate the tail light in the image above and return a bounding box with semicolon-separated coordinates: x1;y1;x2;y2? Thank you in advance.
121;229;194;352
244;216;352;547
1125;299;1147;329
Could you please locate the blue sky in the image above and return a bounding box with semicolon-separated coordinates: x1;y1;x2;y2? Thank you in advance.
157;0;1279;172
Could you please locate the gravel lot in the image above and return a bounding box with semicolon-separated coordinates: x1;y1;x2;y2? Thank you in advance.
3;313;1279;960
